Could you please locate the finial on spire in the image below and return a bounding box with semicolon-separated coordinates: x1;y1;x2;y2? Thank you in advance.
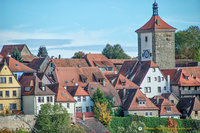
153;0;158;16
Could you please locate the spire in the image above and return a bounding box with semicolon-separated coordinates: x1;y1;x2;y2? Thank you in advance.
153;0;158;16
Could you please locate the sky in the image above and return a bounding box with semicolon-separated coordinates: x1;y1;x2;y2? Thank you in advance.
0;0;200;58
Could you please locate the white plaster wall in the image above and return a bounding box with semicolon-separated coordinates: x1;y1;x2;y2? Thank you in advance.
57;102;75;116
141;32;152;61
74;96;94;112
22;96;34;115
35;95;55;115
160;115;180;119
140;68;169;98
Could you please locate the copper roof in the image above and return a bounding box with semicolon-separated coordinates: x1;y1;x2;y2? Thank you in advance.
136;15;176;32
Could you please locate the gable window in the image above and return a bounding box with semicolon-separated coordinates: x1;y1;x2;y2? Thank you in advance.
9;77;12;83
171;100;174;103
153;68;156;72
107;67;113;72
195;111;198;117
139;101;146;105
145;36;148;42
158;76;161;82
86;106;90;112
147;77;151;82
13;90;17;97
145;87;151;93
76;107;82;112
164;87;166;91
0;104;3;110
67;103;70;108
9;103;17;110
6;91;9;97
50;62;54;67
166;107;171;112
14;74;17;79
78;96;81;102
157;87;161;93
0;77;6;83
83;96;86;102
0;91;3;97
122;82;126;86
162;77;164;81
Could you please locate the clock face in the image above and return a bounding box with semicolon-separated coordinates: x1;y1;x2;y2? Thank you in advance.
143;49;150;59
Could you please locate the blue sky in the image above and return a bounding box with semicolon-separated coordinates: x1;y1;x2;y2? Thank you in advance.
0;0;200;58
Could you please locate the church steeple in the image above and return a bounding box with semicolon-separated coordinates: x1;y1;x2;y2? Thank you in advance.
153;1;158;16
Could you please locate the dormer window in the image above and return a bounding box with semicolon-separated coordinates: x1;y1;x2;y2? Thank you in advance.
107;67;113;72
137;97;146;105
185;76;189;80
25;87;31;91
99;67;105;72
166;107;171;112
80;74;87;83
139;101;146;105
122;82;126;86
41;86;46;91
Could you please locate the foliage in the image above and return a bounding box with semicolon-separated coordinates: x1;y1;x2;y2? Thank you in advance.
109;115;200;133
167;118;178;133
175;26;200;61
0;128;29;133
92;88;112;114
66;124;86;133
113;107;124;117
35;103;70;133
155;125;173;133
37;46;48;57
94;102;112;126
117;121;148;133
72;51;85;59
102;44;131;59
12;48;23;62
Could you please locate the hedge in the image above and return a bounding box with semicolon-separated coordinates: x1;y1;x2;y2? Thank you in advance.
108;115;200;133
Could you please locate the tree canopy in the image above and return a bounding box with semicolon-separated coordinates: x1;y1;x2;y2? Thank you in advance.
35;103;70;133
102;44;131;59
175;26;200;61
12;48;23;62
37;46;48;57
72;51;85;59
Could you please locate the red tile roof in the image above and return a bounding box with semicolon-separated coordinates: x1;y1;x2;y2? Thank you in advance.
3;57;35;72
122;89;159;111
52;58;89;67
151;96;181;116
162;69;177;83
1;44;26;56
180;67;200;82
109;59;134;65
136;15;176;32
113;74;141;90
48;83;76;102
20;75;55;96
67;86;89;96
27;57;46;70
21;55;36;63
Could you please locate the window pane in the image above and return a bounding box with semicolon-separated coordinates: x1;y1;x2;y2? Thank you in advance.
6;91;9;97
13;91;17;97
9;77;12;83
0;91;3;97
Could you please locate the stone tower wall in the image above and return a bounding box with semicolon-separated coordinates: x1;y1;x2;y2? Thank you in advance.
152;31;175;69
138;33;142;61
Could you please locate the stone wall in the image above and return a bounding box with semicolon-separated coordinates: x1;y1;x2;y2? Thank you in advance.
0;115;36;131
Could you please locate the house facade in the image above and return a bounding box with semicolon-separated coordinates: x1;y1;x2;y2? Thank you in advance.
0;62;21;113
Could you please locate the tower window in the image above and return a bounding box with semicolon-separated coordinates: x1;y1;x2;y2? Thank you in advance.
145;36;148;42
156;19;159;25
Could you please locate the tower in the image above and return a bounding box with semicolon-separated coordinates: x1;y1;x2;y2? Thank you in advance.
136;1;176;69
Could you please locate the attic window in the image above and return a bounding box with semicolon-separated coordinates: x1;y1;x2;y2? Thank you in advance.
15;64;19;66
91;87;94;90
139;101;146;105
185;76;189;80
166;107;171;112
65;80;69;84
107;67;113;72
156;19;159;25
25;87;31;91
122;82;126;86
41;87;46;91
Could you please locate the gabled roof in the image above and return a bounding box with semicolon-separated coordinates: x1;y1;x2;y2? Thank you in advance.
86;82;122;107
1;44;26;56
113;74;140;90
122;89;159;111
2;57;35;72
67;86;89;96
109;59;134;65
162;69;177;83
177;97;200;112
20;75;55;96
119;60;159;86
161;93;179;101
52;58;89;67
28;57;46;71
180;67;200;82
54;67;107;87
136;15;176;32
21;55;36;63
47;83;76;102
151;96;181;116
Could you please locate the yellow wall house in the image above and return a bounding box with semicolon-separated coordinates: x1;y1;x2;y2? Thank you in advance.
0;62;21;114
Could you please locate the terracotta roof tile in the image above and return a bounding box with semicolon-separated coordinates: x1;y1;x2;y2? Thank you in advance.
28;57;46;70
21;55;36;62
48;83;76;102
3;57;35;72
52;58;89;67
1;44;25;56
113;74;141;90
67;86;89;96
122;89;159;110
109;59;134;65
136;15;176;32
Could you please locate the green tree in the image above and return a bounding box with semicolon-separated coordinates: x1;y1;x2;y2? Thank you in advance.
37;46;48;57
72;51;85;59
12;48;23;62
175;26;200;61
102;44;131;59
35;103;70;133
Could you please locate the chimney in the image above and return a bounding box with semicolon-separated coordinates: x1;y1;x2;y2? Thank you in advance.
58;54;61;59
122;89;126;104
167;75;171;92
156;97;159;104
